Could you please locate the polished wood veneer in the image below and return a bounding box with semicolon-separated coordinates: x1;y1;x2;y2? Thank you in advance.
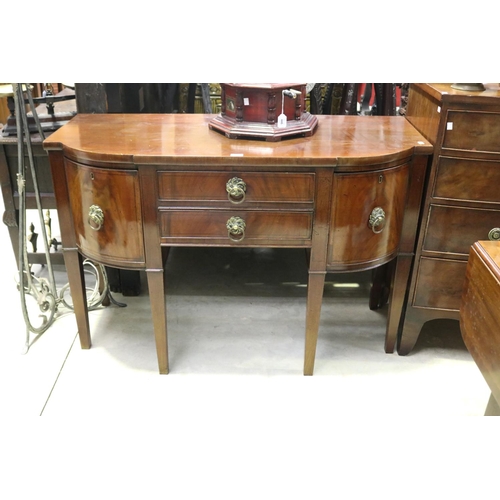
157;171;315;204
159;210;313;243
461;241;500;416
328;163;410;268
44;114;432;374
65;159;145;266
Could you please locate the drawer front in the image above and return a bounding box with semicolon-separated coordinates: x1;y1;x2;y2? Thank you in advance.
157;171;315;204
413;257;467;310
328;163;409;267
443;111;500;153
159;210;312;244
65;160;145;266
423;205;500;256
434;156;500;203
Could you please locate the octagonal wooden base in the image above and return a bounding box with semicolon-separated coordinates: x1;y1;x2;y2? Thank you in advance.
209;112;318;142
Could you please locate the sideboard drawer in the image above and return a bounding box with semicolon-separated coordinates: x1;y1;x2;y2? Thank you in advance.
157;171;315;205
159;210;313;244
423;205;500;256
413;257;467;310
65;160;145;266
433;156;500;203
443;111;500;153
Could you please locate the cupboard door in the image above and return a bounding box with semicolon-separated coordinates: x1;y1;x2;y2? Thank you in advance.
328;163;410;269
65;160;145;266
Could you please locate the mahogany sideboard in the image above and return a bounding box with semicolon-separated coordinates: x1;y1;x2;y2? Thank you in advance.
396;83;500;355
460;241;500;416
43;114;432;374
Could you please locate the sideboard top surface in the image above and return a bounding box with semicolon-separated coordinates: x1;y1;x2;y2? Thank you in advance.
43;114;432;167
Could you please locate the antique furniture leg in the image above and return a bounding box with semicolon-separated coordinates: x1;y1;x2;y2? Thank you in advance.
485;394;500;417
304;271;326;375
146;269;169;374
369;259;394;311
65;249;91;348
140;165;169;374
397;306;425;355
384;256;411;352
304;168;333;375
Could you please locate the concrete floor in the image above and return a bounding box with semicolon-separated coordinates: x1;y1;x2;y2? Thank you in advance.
1;200;497;498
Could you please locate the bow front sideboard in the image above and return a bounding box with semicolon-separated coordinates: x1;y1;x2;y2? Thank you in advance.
43;114;432;374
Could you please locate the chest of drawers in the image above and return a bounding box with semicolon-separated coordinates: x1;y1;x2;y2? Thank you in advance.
396;83;500;355
44;114;431;374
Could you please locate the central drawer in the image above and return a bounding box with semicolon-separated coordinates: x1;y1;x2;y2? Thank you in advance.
157;171;315;205
157;170;315;246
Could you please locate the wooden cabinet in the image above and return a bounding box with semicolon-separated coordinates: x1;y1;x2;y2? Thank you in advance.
44;114;432;374
397;83;500;355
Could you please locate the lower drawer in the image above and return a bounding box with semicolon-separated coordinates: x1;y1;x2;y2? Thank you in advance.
423;205;500;256
159;210;313;244
413;257;467;311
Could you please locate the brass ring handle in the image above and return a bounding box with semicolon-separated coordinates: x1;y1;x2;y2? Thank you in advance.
226;177;247;204
88;205;104;231
368;207;386;234
488;228;500;241
226;216;246;242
